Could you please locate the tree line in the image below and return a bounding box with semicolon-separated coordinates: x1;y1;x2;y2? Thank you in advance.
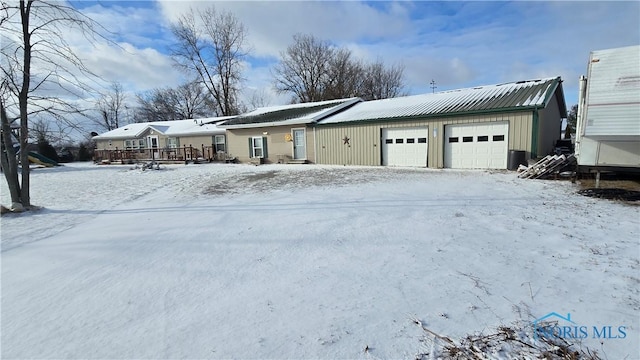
98;7;407;128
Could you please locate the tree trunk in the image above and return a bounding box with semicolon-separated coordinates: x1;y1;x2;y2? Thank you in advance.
19;0;32;207
0;102;22;204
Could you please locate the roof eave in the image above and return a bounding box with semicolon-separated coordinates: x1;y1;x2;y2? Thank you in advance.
221;119;311;129
315;106;537;127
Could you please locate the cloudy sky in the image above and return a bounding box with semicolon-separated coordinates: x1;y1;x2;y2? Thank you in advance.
62;0;640;113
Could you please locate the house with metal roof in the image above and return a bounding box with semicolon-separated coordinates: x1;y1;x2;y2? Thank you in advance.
314;77;566;169
93;117;234;163
219;98;361;164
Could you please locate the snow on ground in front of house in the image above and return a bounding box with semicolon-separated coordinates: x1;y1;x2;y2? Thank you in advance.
1;163;638;359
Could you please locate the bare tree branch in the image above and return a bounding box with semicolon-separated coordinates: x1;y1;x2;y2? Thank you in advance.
1;0;115;207
170;6;248;116
272;34;406;103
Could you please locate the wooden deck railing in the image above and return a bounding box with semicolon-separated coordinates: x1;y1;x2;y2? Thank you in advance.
94;145;230;164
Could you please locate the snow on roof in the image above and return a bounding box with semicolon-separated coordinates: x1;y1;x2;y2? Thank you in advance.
318;77;562;125
93;117;234;139
220;98;361;129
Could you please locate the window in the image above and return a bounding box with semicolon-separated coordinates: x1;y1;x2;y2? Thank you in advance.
406;138;415;143
493;135;505;141
477;136;489;142
167;137;179;149
448;137;459;143
417;138;427;143
463;136;473;142
385;139;393;144
395;138;404;144
251;136;264;158
125;139;146;153
214;135;226;153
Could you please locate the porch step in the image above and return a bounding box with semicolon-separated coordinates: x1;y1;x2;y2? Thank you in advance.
286;159;308;164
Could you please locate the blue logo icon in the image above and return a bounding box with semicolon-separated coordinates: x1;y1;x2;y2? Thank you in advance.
532;312;627;340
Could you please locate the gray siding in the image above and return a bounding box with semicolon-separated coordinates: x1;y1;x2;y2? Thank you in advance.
537;95;562;157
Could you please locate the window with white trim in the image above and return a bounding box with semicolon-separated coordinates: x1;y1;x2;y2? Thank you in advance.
251;137;264;158
167;137;178;149
125;138;146;152
214;135;226;153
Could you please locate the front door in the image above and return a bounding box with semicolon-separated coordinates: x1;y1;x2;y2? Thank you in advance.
146;135;159;160
292;129;306;160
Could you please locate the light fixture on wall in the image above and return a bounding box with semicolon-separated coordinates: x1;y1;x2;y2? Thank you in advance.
263;131;268;135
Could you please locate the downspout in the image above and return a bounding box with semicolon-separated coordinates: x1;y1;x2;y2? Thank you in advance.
575;75;588;159
313;126;317;164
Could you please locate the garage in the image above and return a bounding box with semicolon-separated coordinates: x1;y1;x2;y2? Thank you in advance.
382;127;428;167
444;122;509;169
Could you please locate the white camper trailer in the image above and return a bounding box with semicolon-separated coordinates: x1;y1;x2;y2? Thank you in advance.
575;45;640;173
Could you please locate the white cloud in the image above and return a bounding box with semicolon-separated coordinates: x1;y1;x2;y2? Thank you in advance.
156;1;412;58
78;42;182;92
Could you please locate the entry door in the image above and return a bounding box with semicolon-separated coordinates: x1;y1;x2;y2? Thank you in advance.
292;129;306;160
146;135;159;160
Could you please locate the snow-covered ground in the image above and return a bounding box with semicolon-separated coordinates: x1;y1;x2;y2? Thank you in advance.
1;163;638;359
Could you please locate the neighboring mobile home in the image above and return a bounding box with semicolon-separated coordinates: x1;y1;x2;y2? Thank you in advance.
219;98;361;164
314;77;567;169
575;45;640;172
93;117;233;163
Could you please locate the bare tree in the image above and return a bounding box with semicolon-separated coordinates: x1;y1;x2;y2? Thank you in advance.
174;80;214;119
135;89;175;122
359;60;406;101
1;0;111;208
272;34;335;103
170;6;248;116
95;81;126;131
246;88;270;110
272;34;406;103
0;100;21;208
134;80;215;122
324;48;364;100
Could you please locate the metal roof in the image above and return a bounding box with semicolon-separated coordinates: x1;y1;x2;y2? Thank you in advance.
219;98;361;129
318;77;563;125
93;117;233;140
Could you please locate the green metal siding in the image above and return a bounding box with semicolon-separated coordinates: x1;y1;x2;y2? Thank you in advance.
316;111;534;167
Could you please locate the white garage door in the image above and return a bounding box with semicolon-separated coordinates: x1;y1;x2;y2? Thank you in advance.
382;127;428;167
444;122;509;169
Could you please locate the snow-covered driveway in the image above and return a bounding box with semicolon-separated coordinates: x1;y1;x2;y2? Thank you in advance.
1;163;638;358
